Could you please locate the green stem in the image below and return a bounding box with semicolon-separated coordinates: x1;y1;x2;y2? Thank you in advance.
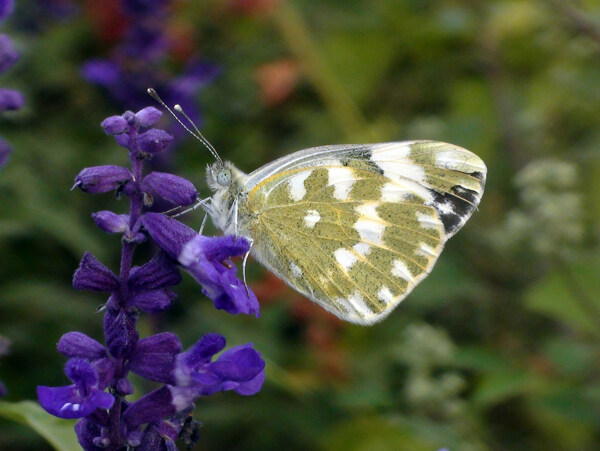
270;2;374;142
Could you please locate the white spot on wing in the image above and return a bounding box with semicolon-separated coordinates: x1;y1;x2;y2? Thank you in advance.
328;167;356;200
378;286;395;304
392;259;413;282
371;142;411;161
437;200;455;215
353;242;371;256
303;209;321;228
290;262;303;278
346;291;372;317
355;201;379;218
334;248;357;271
371;143;425;182
381;182;412;202
415;242;437;259
369;143;433;202
435;149;487;173
416;211;440;230
287;170;312;201
354;202;385;245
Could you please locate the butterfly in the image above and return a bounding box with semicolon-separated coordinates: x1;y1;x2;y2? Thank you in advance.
203;141;486;325
147;91;486;325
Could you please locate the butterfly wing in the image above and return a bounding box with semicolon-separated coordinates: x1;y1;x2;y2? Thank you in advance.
243;141;486;324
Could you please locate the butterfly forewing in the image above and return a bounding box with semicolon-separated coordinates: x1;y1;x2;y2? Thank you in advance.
240;141;485;324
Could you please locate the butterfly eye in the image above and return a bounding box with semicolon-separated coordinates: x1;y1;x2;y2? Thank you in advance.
216;169;231;187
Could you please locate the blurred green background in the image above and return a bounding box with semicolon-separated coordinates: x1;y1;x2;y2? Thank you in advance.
1;0;600;449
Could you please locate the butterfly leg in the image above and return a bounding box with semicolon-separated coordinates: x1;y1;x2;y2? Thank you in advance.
198;213;208;234
242;237;254;297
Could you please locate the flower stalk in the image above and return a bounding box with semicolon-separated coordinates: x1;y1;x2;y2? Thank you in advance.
38;107;264;450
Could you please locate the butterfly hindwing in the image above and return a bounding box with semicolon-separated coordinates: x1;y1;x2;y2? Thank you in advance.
242;141;486;324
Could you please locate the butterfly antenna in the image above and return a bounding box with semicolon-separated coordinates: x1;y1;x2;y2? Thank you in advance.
174;104;222;165
147;88;222;164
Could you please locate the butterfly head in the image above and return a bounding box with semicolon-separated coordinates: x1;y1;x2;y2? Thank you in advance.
207;161;234;192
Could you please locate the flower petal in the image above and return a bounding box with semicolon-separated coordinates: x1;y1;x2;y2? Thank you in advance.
141;172;198;206
101;115;128;135
211;344;265;382
129;332;181;383
37;385;114;419
129;251;181;292
122;386;175;429
57;332;107;360
141;213;196;259
92;211;129;234
73;166;133;194
73;252;119;292
138;129;173;155
0;0;14;21
135;107;162;127
0;35;19;72
0;88;24;111
234;369;266;396
174;333;226;385
129;289;176;313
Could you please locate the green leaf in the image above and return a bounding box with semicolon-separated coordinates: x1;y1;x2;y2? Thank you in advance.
472;368;532;406
524;257;600;335
0;401;79;451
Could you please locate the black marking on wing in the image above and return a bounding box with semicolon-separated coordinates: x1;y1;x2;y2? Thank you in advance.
430;185;479;236
470;171;485;182
340;148;385;175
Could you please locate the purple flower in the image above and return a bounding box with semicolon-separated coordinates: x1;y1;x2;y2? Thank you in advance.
128;333;181;384
141;172;198;206
73;252;120;292
0;34;18;73
173;334;265;403
141;212;196;259
143;213;260;316
58;332;107;360
37;359;114;419
179;234;260;316
0;0;14;21
0;87;23;111
57;332;115;389
102;107;163;135
81;1;218;140
138;129;173;155
100;115;128;135
40;107;264;448
0;380;6;397
92;210;129;234
128;251;181;292
0;0;24;169
73;166;133;194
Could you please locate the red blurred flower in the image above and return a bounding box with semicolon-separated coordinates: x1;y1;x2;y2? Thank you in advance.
255;59;300;106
